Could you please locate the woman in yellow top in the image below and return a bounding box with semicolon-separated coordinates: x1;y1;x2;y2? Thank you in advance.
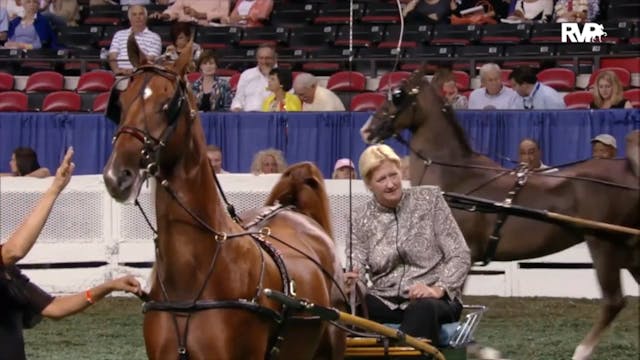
262;68;302;112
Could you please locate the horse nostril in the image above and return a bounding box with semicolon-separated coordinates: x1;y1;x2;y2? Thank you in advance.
118;168;135;189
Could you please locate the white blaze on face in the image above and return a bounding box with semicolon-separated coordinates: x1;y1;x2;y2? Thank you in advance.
143;87;153;100
360;115;373;143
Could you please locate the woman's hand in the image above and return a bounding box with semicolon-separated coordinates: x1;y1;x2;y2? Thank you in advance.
50;147;75;195
408;283;445;300
108;275;142;296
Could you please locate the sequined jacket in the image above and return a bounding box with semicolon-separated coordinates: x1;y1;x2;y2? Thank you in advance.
349;186;470;309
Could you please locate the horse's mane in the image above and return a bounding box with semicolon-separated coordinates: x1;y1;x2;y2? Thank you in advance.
265;162;333;237
407;70;475;156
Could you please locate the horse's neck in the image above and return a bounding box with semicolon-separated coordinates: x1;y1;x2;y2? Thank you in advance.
411;123;502;191
153;156;239;295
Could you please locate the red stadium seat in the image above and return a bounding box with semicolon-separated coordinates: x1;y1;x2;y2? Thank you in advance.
350;92;386;112
0;91;28;111
92;92;110;112
215;69;240;78
453;70;470;91
42;91;82;112
186;72;201;84
76;70;116;93
563;91;593;109
327;71;367;92
376;71;411;92
600;58;640;74
0;72;14;91
24;71;64;92
587;67;631;89
624;88;640;108
501;69;513;87
229;72;241;92
537;68;576;91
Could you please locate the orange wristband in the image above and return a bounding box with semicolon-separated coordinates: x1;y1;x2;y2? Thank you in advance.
85;290;95;305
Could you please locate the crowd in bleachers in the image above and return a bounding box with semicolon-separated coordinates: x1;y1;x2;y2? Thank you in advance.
0;0;637;112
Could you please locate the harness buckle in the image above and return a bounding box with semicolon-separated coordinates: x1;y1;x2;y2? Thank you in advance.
289;280;297;297
214;232;227;243
259;227;272;238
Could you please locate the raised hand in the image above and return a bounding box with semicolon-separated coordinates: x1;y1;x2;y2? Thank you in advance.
50;147;75;194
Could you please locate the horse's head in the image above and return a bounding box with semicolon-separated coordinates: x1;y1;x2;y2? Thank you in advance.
361;69;442;144
103;35;196;203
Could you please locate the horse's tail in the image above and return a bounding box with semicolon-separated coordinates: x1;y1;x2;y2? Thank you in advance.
266;162;333;238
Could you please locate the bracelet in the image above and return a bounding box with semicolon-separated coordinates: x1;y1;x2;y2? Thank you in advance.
85;289;95;305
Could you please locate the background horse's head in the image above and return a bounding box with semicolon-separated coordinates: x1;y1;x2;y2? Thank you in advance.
361;69;442;144
103;36;197;203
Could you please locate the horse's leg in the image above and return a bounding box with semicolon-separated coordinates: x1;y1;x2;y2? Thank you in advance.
573;237;626;360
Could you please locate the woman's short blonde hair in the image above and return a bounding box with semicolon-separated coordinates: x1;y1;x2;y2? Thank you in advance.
358;144;401;182
592;70;625;108
250;148;287;174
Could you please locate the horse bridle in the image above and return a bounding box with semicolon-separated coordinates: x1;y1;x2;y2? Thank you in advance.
107;65;194;177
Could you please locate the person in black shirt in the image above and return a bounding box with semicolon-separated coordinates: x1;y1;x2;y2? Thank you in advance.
0;148;142;360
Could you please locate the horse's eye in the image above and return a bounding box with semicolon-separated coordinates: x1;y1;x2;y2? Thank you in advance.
391;88;405;107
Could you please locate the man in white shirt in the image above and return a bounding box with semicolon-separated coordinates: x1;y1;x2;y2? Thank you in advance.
518;138;550;170
293;73;346;111
108;5;162;75
231;44;277;112
468;63;519;110
509;66;566;110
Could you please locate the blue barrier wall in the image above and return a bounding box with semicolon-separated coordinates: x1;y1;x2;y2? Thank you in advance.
0;110;638;177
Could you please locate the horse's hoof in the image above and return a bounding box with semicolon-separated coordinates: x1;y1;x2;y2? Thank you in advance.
572;344;593;360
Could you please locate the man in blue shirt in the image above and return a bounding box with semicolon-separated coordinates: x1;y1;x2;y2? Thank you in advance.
509;66;566;110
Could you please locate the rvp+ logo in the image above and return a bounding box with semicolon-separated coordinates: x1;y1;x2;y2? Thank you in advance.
561;23;607;43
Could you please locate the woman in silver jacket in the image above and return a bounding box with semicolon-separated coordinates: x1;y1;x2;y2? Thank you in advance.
346;144;471;344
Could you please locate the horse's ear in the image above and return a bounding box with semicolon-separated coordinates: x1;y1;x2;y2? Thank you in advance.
173;41;193;77
127;34;148;68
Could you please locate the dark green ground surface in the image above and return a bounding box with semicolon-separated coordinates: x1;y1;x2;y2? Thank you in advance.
24;296;638;360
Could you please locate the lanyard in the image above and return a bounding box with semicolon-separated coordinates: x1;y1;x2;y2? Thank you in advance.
523;82;541;110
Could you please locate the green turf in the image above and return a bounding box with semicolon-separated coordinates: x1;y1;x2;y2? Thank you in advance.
23;296;638;360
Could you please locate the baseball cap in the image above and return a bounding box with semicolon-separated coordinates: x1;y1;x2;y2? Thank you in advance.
334;158;355;171
591;134;617;149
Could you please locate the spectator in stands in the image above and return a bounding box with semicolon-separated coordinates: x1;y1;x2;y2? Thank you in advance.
5;0;23;20
108;5;162;75
591;134;617;159
454;0;511;21
250;148;286;175
6;0;58;50
292;73;345;112
554;0;599;23
344;144;470;346
262;68;301;112
332;158;357;179
442;78;468;110
509;66;566;110
468;64;518;110
1;147;50;178
222;0;272;27
518;138;550;170
504;0;553;23
0;8;8;43
164;21;201;66
40;0;78;29
191;50;233;112
0;148;143;360
403;0;456;24
206;145;229;174
231;43;276;112
590;70;632;109
151;0;229;25
625;130;640;177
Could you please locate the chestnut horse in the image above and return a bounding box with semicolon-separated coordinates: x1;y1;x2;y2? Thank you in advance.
102;38;345;360
360;70;639;360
